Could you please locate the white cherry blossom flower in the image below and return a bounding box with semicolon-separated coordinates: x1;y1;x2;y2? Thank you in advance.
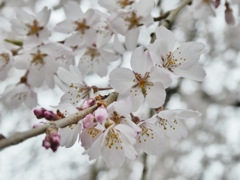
55;1;99;47
110;0;154;50
135;117;165;155
84;99;140;168
55;103;82;148
109;46;172;111
57;65;93;106
0;83;37;109
14;43;70;88
11;7;51;48
148;26;206;81
155;109;201;140
77;43;119;77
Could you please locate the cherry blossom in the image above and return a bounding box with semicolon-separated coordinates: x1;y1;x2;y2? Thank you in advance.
109;46;172;111
55;1;99;47
77;42;119;77
0;83;37;109
11;7;51;48
109;0;154;50
54;103;82;148
148;26;206;81
155;109;201;140
135;117;165;155
85;99;140;168
14;43;72;88
57;65;93;106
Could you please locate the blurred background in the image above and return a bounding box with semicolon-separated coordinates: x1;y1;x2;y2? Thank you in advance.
0;0;240;179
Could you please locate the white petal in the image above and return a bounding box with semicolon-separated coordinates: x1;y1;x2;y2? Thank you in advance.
137;122;164;155
172;42;205;69
173;63;206;81
131;46;153;75
113;34;125;54
36;7;51;26
59;124;81;148
155;26;176;58
87;133;103;160
134;0;154;17
149;66;172;88
125;28;139;51
177;109;201;118
115;124;136;145
109;68;135;93
145;82;166;108
101;133;126;168
55;20;74;33
64;1;83;20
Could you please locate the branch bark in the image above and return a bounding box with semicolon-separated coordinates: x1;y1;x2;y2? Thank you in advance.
0;92;118;151
151;0;192;43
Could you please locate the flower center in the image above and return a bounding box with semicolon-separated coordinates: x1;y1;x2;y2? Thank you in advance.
125;11;142;30
118;0;134;8
26;20;43;36
158;117;177;131
74;19;90;34
105;129;123;149
30;50;47;68
109;111;125;124
138;124;154;143
84;47;100;61
132;72;153;96
162;50;186;69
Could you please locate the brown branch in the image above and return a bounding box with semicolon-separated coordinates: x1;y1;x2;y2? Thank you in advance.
151;0;192;43
0;92;119;151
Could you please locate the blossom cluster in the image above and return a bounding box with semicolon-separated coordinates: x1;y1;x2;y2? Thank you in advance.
0;0;206;168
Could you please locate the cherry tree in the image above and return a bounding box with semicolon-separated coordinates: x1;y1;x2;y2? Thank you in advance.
1;0;240;179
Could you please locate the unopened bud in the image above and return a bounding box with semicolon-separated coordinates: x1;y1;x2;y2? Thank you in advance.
82;98;96;109
42;132;60;152
33;108;46;119
32;122;46;129
44;111;59;121
214;0;220;8
83;114;95;128
225;2;235;25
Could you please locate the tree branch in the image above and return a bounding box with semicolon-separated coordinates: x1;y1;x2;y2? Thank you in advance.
151;0;192;43
0;92;119;151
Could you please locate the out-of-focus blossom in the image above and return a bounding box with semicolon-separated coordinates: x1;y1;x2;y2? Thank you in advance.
11;7;51;48
110;0;154;50
188;0;216;19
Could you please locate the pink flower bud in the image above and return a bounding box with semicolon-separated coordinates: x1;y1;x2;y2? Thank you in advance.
225;2;235;25
42;132;60;152
94;107;108;123
82;98;96;109
214;0;220;8
44;111;59;121
33;108;46;119
32;122;45;129
83;114;96;128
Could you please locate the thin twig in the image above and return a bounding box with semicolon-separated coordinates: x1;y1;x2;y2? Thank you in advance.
151;0;192;43
0;92;118;150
